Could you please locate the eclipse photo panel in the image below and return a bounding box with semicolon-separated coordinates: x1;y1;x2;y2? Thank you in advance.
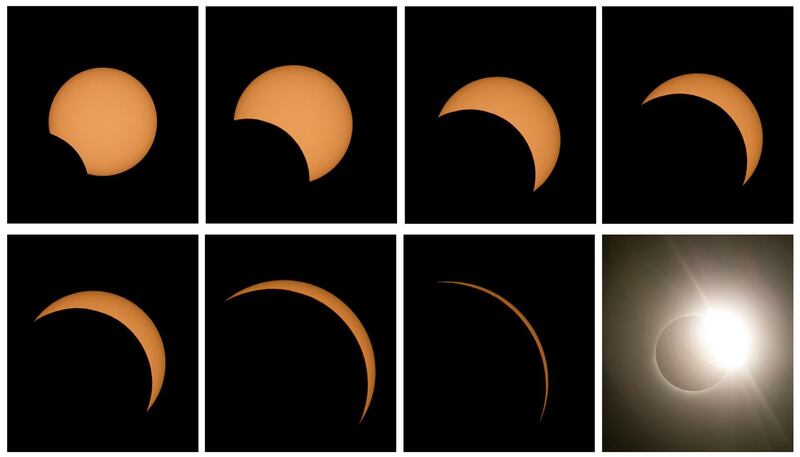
405;7;596;224
7;7;198;223
404;235;594;451
603;7;792;223
206;7;397;223
205;235;396;451
7;235;199;451
603;235;792;451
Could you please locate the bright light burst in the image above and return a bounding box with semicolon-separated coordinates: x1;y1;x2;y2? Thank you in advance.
700;311;751;369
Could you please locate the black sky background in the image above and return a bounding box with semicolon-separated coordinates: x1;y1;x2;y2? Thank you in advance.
603;7;792;223
206;7;396;223
7;7;198;223
205;235;396;451
405;7;596;223
8;235;198;451
404;235;594;451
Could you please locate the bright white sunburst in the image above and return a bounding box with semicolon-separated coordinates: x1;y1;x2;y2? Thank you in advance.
700;311;751;369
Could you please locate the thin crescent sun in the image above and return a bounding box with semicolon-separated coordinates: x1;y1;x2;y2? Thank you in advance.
440;280;549;421
642;73;763;185
439;77;561;191
227;279;375;423
35;291;166;411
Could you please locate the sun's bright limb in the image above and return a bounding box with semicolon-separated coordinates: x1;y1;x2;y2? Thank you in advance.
700;311;751;369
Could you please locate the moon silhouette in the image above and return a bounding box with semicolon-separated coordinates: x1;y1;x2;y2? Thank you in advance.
655;315;726;392
439;77;561;191
227;279;374;422
234;65;353;181
440;281;549;421
35;291;166;411
49;67;157;176
642;73;763;184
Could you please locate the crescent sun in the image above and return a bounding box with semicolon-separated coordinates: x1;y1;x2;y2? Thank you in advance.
642;73;763;184
440;281;549;421
234;65;353;181
439;77;561;191
35;291;166;411
227;279;375;423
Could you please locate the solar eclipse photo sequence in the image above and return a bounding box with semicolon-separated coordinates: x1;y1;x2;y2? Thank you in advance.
2;4;795;453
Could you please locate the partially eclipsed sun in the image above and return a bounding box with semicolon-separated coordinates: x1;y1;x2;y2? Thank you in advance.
49;67;157;176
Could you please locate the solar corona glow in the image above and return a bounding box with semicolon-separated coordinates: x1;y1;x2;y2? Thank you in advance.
642;73;763;184
35;291;166;411
439;77;561;191
439;281;549;421
226;279;375;423
49;67;157;176
234;65;353;181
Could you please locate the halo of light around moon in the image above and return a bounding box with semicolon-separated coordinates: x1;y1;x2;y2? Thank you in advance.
439;77;561;191
227;279;374;423
35;291;166;411
642;73;763;185
234;65;353;181
49;67;157;176
655;312;750;392
439;281;549;421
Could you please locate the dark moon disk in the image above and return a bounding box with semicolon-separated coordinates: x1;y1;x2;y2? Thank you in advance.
655;315;726;391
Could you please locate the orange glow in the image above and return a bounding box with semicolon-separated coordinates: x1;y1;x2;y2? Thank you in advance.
36;291;166;411
49;68;157;176
234;65;353;181
440;281;549;421
643;73;763;184
440;77;561;191
228;279;375;423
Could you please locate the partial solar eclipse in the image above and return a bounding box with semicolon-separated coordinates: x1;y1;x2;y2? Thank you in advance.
234;65;353;181
227;279;374;422
440;281;549;421
49;67;157;176
439;77;561;191
642;73;763;184
35;291;166;411
655;311;751;392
